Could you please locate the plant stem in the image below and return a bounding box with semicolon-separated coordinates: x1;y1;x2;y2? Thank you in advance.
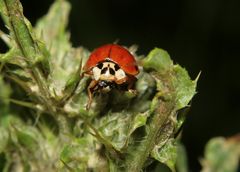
1;0;70;135
125;99;175;172
2;0;50;99
124;70;177;172
3;0;36;60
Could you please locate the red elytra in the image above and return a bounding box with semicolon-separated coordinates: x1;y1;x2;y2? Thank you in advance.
84;44;139;76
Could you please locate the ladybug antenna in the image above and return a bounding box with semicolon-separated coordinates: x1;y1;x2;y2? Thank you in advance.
113;39;120;44
129;44;138;55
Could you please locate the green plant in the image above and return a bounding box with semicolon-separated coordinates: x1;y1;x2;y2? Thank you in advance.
0;0;201;171
201;135;240;172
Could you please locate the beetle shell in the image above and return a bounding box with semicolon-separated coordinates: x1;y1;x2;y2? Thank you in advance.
84;44;139;76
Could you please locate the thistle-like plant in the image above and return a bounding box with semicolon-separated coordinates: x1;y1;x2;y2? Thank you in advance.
0;0;200;171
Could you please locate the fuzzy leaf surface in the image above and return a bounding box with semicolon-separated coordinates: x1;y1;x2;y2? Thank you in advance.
201;136;240;172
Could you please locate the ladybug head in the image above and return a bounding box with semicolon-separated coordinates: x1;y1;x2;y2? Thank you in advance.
92;59;127;83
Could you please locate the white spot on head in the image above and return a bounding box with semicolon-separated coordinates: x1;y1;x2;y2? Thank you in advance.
92;66;101;80
115;69;126;80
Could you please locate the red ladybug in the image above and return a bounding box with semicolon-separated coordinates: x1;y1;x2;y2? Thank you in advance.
83;44;139;109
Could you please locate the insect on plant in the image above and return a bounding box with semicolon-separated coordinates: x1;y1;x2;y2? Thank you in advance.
83;44;139;109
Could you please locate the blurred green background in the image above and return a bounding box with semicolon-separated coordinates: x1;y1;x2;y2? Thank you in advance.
1;0;240;171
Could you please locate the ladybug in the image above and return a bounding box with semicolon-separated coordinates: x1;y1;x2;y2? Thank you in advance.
83;44;139;109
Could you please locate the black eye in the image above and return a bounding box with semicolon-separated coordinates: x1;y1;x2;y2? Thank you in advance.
97;63;103;69
109;68;115;75
114;64;120;71
101;67;108;74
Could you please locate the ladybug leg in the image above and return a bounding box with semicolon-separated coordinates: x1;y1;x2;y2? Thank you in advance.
81;70;92;78
86;80;98;110
127;76;137;94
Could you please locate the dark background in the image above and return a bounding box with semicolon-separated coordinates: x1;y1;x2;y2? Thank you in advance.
2;0;240;171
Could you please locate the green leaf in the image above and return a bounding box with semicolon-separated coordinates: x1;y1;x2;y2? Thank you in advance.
0;115;22;128
143;48;173;73
131;72;156;112
97;112;131;151
201;136;240;172
0;127;9;153
47;47;88;99
0;0;10;28
60;137;105;171
35;0;71;59
35;0;75;99
173;65;198;110
97;111;150;151
128;111;150;135
176;143;189;172
0;48;21;64
0;76;11;107
35;0;71;44
14;126;40;151
151;139;177;172
0;115;40;152
61;138;89;163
